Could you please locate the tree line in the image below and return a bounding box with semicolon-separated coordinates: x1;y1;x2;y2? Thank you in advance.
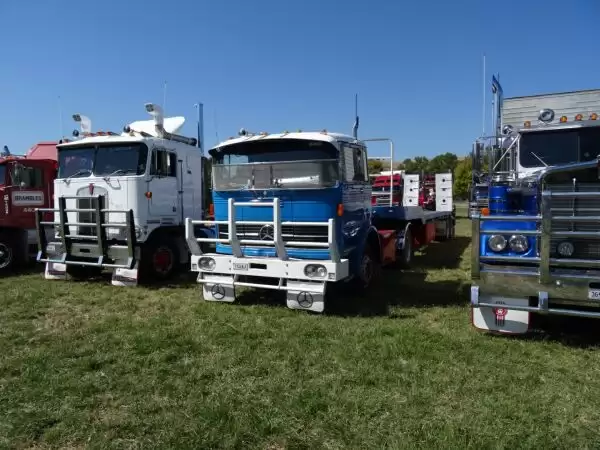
368;152;472;199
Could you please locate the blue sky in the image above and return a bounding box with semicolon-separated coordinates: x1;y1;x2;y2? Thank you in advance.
1;0;598;160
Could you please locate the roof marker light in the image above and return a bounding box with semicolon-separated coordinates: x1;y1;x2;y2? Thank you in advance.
560;116;568;123
524;121;531;128
575;113;584;121
590;113;598;120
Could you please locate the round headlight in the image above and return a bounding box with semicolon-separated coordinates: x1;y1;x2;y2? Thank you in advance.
557;241;574;257
509;235;529;253
488;234;507;252
304;264;327;278
199;257;216;271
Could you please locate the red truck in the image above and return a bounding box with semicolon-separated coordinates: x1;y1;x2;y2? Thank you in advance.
0;142;57;272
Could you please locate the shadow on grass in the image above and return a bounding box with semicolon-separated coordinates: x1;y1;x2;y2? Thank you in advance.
489;315;600;349
411;236;471;270
0;263;45;278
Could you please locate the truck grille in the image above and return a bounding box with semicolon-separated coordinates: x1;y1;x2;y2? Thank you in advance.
548;182;600;260
218;224;328;246
77;197;98;236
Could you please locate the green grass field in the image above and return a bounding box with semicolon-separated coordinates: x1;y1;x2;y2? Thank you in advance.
2;204;600;449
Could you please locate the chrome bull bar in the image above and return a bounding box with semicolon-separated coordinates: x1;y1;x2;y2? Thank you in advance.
472;190;600;319
185;197;341;262
35;195;137;269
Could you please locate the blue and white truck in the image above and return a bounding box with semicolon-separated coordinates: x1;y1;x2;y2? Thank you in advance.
185;126;455;313
470;77;600;334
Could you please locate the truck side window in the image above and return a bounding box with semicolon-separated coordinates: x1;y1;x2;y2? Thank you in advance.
343;147;355;182
353;148;368;182
11;165;44;188
151;150;177;177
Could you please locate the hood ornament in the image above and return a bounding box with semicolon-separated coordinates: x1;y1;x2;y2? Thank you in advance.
89;183;95;195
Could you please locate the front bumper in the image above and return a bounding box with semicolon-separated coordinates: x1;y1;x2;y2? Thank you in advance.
35;195;137;270
471;267;600;334
191;253;349;313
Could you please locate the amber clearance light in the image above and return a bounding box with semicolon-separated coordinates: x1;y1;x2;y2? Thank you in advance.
481;207;490;216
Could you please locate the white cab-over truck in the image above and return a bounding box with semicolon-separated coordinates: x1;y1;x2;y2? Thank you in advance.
35;103;210;285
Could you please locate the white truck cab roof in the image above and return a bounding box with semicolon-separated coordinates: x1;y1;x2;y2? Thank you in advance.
211;131;364;152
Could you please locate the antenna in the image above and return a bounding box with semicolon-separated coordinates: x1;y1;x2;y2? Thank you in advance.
352;93;359;139
193;102;204;155
482;54;486;138
214;108;220;143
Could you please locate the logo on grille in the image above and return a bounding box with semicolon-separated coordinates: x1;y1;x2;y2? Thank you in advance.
258;224;275;241
88;183;95;195
296;291;314;308
211;284;226;300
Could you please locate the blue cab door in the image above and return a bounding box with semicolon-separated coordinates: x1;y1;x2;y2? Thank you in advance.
340;143;371;255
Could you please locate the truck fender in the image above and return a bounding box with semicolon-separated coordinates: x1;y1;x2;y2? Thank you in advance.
350;225;382;275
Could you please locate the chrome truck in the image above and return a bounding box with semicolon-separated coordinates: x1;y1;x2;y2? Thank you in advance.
35;103;211;286
471;77;600;334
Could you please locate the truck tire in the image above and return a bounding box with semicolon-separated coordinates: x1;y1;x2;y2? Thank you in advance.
141;237;179;281
0;238;14;272
354;242;381;290
398;227;414;269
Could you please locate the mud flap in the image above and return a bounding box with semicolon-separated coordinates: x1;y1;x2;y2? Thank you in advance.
200;274;236;302
45;262;67;280
111;266;139;287
472;296;530;334
286;280;326;313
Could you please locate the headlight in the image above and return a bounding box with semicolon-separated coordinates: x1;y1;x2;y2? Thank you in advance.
304;264;327;278
198;257;216;271
487;234;507;252
509;235;528;253
557;241;574;257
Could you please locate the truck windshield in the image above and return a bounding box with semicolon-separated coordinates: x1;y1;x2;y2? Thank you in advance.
520;127;600;167
211;139;339;190
0;164;5;185
57;143;149;178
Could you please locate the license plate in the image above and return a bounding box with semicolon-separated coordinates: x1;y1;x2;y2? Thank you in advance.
588;289;600;300
46;243;57;253
233;262;249;271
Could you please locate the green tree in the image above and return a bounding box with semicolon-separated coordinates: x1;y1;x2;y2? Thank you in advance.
453;158;472;200
367;159;384;174
427;152;458;173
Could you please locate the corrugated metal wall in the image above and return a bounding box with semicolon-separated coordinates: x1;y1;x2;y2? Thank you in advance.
502;90;600;129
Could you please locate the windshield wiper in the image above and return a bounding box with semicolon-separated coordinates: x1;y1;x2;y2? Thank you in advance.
530;152;549;167
102;168;136;180
63;169;92;181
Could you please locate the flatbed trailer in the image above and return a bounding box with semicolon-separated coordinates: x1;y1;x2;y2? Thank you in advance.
371;174;456;268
